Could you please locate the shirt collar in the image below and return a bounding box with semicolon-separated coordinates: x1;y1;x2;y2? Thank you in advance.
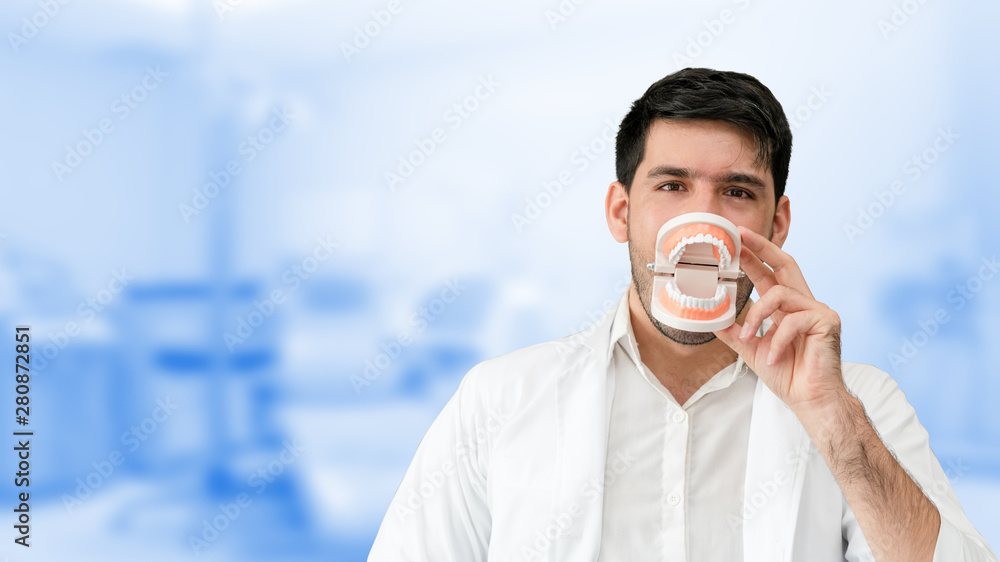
608;288;764;385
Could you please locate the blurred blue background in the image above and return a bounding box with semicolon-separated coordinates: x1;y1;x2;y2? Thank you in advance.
0;0;997;559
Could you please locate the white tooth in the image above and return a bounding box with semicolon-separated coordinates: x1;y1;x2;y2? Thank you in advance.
694;233;705;243
719;246;731;268
670;240;686;263
711;286;726;308
695;297;706;310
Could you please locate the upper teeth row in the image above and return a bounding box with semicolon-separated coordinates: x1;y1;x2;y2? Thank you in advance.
666;279;728;311
668;234;732;268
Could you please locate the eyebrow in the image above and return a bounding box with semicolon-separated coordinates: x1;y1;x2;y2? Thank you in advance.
646;165;766;190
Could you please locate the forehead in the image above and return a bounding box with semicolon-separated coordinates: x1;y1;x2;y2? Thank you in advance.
640;118;771;179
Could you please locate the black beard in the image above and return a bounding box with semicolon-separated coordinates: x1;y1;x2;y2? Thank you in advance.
627;215;756;346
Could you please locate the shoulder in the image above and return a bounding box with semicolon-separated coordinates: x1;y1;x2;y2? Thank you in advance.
469;333;595;386
458;331;599;407
841;361;898;400
840;361;923;439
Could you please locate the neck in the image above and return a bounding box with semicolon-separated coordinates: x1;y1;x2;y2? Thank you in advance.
627;283;752;399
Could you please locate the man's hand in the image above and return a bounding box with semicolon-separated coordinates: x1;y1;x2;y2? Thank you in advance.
713;225;848;418
714;225;941;562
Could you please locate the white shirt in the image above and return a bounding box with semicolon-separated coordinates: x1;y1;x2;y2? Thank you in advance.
598;290;757;561
368;288;998;562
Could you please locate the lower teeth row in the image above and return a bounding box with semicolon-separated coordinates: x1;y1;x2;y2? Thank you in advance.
665;279;727;311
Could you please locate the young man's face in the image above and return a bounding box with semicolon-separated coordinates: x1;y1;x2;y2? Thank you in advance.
606;118;790;345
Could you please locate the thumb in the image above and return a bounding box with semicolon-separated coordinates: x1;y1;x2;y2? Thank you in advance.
713;321;747;354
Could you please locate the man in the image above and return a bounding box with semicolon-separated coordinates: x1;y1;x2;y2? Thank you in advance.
368;68;997;561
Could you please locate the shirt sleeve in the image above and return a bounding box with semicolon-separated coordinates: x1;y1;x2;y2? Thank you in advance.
840;363;998;562
368;363;493;562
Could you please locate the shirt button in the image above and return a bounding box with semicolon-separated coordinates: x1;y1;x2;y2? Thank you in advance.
667;492;681;506
672;410;687;423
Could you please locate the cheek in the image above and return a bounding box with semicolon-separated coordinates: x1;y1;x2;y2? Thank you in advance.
637;213;682;246
729;212;772;239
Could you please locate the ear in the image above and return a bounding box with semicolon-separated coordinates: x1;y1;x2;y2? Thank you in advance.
770;195;791;249
605;181;629;243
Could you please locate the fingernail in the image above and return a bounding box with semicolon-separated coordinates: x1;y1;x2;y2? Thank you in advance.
766;351;774;365
740;323;751;339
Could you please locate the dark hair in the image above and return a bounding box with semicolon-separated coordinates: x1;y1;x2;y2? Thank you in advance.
615;67;792;202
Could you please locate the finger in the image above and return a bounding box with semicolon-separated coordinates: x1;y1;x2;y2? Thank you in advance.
765;309;834;365
763;318;778;338
740;285;821;342
738;245;778;295
738;226;813;298
739;246;788;327
714;322;761;360
714;322;743;350
718;320;776;374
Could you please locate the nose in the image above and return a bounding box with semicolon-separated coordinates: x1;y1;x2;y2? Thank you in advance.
683;182;724;215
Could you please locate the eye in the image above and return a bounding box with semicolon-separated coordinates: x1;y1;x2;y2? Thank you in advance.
725;187;754;199
658;182;684;192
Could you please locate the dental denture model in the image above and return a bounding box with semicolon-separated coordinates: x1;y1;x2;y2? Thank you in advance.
648;212;743;332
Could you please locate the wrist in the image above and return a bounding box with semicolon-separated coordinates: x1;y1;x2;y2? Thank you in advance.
793;389;867;453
